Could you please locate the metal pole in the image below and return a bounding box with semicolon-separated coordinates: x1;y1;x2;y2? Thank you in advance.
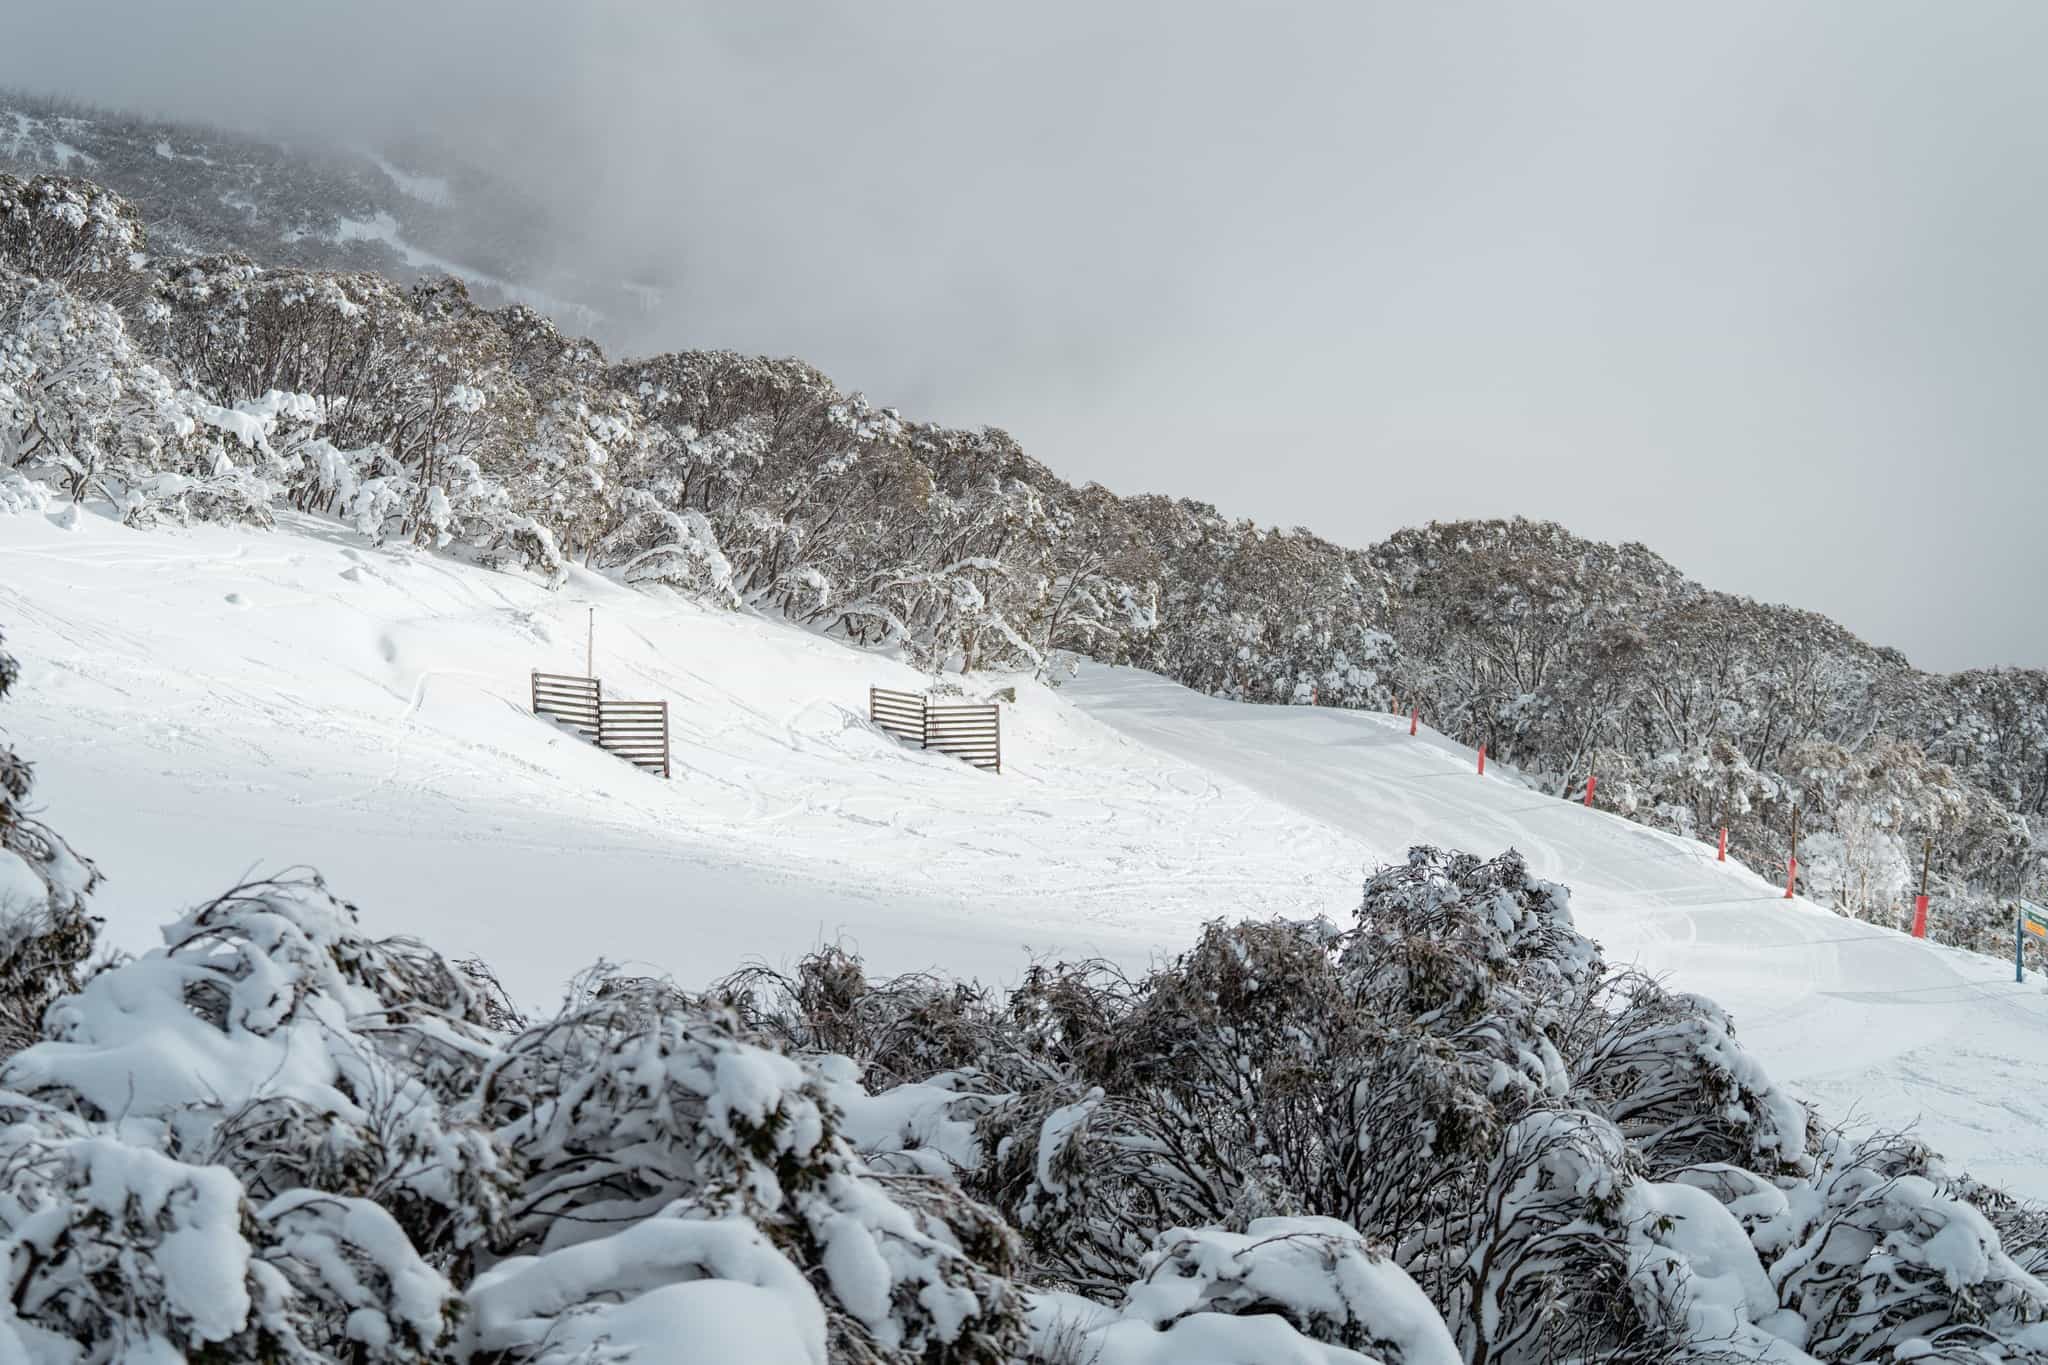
2018;904;2026;984
587;607;594;679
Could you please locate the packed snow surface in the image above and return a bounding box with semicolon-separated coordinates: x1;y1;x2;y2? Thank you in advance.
2;508;2044;1199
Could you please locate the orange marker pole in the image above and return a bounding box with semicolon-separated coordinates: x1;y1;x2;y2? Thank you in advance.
1583;774;1597;807
1717;827;1727;862
1911;837;1931;937
1784;806;1801;899
1477;743;1486;775
1409;707;1418;736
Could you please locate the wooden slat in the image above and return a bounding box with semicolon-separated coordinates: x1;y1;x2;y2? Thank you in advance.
597;696;670;779
870;685;926;750
868;685;1001;774
530;675;671;779
927;699;999;773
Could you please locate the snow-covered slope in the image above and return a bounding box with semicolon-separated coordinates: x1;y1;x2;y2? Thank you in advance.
0;508;1365;995
3;507;2045;1198
1066;670;2048;1199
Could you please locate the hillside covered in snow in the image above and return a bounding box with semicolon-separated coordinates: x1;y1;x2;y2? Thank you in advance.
4;157;2048;1362
1;163;2041;968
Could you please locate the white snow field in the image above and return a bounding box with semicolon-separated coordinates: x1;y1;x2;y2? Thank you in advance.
2;507;2045;1199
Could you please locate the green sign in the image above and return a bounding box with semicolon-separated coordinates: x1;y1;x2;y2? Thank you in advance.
2025;901;2048;940
2020;902;2048;983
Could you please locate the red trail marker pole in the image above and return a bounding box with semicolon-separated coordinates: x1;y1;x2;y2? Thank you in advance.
1409;707;1418;736
1477;743;1486;775
1717;827;1727;862
1583;774;1597;807
1784;806;1801;900
1911;837;1931;938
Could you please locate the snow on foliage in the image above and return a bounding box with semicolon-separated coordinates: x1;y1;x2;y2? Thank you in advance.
0;747;2046;1362
0;630;98;1059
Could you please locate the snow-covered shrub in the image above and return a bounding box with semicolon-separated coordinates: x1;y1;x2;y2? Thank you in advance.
480;971;1028;1362
0;268;192;504
1765;1131;2048;1363
600;488;740;605
713;943;1034;1094
0;1098;303;1362
3;875;516;1289
1416;1105;1801;1362
0;630;98;1061
0;174;145;294
463;1213;832;1364
1573;972;1811;1177
0;468;50;514
738;845;2048;1364
1117;1219;1461;1364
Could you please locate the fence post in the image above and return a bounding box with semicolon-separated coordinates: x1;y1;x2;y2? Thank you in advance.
1911;837;1931;938
1583;774;1597;807
661;700;671;779
1477;743;1486;776
1717;827;1727;862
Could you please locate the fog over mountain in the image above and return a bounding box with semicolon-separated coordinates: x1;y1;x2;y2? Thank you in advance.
5;0;2044;670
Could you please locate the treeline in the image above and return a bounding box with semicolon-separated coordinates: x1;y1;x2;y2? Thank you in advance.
2;169;2042;963
1372;519;2046;958
0;171;1395;696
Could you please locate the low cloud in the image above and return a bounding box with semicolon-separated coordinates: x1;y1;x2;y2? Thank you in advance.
6;0;2044;668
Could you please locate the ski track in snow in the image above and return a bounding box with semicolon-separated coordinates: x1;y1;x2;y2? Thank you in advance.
2;508;2044;1198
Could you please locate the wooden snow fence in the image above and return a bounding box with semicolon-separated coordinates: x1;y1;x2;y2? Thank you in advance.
868;685;1002;774
531;671;671;778
869;686;928;747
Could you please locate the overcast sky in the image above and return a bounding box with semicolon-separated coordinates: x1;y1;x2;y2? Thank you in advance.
7;1;2044;670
